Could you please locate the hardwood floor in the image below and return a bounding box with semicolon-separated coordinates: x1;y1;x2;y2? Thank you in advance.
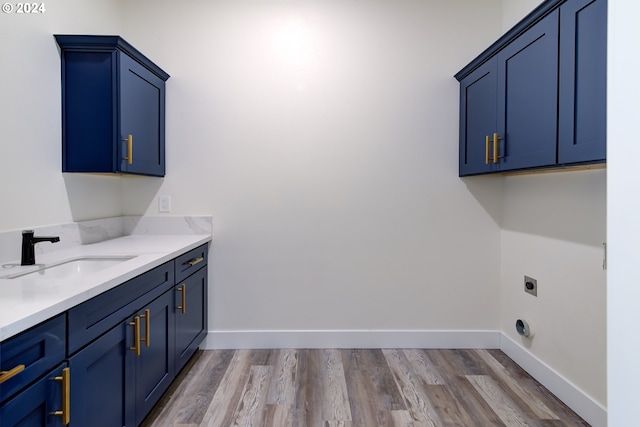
141;349;589;427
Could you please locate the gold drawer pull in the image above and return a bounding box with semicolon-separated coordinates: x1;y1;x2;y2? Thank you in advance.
185;257;204;266
123;134;133;165
129;316;141;356
177;284;186;314
141;309;150;348
53;367;71;425
492;132;502;164
130;309;150;355
0;364;25;384
485;135;491;164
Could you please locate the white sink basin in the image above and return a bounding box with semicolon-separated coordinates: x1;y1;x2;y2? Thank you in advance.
5;256;135;280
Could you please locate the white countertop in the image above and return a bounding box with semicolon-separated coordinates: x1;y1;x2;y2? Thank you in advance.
0;234;211;341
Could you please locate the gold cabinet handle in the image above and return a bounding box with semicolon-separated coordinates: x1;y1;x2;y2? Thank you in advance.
185;257;204;267
129;316;141;356
0;364;25;384
492;132;502;164
141;309;150;348
53;367;71;425
485;135;491;164
122;134;133;165
177;284;186;314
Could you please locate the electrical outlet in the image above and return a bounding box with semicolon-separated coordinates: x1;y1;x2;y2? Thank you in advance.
524;276;537;297
158;196;171;213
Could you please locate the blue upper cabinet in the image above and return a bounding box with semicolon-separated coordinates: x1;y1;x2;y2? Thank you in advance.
459;11;559;176
459;58;498;175
496;10;559;172
455;0;606;176
55;35;169;177
558;0;607;164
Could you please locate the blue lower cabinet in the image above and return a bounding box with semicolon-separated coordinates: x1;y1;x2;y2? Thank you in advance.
134;290;175;425
68;290;175;427
67;261;174;356
175;266;208;373
0;363;67;427
1;246;208;427
68;323;135;427
0;315;66;403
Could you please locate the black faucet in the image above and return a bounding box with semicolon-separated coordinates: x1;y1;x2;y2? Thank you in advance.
21;230;60;266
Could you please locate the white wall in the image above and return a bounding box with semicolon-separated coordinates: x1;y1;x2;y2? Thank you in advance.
118;0;504;332
0;0;123;232
502;0;544;29
607;0;640;424
500;170;607;406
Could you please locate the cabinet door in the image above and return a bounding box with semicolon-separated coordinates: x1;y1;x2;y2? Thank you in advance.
175;267;208;373
68;323;135;427
458;58;499;176
0;363;66;427
134;290;175;425
558;0;607;163
496;10;559;171
119;52;166;176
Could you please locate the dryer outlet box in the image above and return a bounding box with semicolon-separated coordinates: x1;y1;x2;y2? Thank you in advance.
524;276;537;297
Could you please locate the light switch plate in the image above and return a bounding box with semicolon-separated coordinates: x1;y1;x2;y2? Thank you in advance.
158;196;171;213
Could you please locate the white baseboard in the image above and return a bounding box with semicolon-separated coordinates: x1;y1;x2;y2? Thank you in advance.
203;329;500;350
201;329;606;427
499;333;607;427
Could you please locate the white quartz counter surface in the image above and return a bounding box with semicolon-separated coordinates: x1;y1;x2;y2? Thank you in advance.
0;234;211;341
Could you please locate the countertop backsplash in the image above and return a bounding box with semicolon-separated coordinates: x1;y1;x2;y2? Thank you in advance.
0;215;212;265
123;215;212;236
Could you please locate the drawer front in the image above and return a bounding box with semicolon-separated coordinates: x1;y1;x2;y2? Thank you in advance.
68;261;174;355
0;315;66;403
0;363;67;427
174;244;208;284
